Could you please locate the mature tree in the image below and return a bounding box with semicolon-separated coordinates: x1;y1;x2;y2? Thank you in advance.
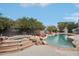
66;22;78;33
57;22;77;33
57;22;66;32
47;25;57;32
15;17;45;34
0;16;13;34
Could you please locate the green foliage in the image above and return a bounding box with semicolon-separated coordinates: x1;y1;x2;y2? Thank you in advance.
58;22;77;33
0;13;78;35
0;16;13;34
47;25;57;32
66;22;78;33
0;16;45;35
58;22;66;32
14;17;45;34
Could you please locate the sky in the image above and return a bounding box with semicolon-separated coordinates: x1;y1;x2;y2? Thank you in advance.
0;3;79;26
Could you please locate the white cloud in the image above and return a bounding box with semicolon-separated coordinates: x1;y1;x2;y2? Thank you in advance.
19;3;50;7
63;12;79;22
64;17;75;19
64;16;78;22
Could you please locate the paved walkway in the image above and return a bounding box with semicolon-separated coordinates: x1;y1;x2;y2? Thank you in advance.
0;45;79;56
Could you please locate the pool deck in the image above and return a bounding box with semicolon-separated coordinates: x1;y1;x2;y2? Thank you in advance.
68;35;79;48
0;34;79;56
1;45;79;56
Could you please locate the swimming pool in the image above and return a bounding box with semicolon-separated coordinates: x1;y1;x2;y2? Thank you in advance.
45;34;74;48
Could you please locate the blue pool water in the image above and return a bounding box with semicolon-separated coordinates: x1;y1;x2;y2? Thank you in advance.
45;34;74;48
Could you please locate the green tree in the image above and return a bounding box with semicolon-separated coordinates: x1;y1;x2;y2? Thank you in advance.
57;22;77;33
57;22;66;32
15;17;45;34
47;25;57;32
0;16;13;34
66;22;77;33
